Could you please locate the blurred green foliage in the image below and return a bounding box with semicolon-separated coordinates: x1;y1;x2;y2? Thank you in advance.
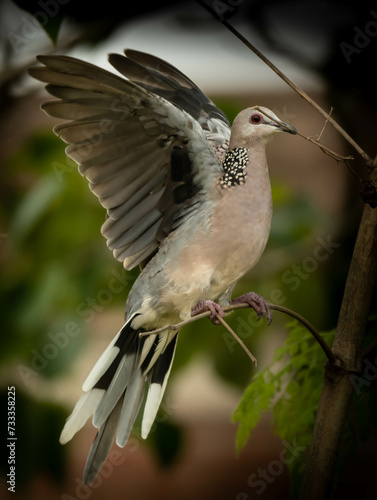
1;132;136;371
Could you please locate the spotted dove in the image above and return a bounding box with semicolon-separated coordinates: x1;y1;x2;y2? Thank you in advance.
28;49;296;484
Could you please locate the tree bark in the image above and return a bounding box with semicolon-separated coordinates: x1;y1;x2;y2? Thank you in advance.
300;204;377;500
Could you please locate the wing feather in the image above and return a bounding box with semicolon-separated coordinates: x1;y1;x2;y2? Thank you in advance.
29;50;231;269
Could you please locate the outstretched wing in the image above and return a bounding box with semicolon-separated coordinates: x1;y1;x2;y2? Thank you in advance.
28;50;231;270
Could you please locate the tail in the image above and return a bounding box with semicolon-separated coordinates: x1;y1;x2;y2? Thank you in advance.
59;317;178;485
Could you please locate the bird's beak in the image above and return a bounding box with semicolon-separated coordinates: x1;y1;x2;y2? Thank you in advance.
274;121;297;134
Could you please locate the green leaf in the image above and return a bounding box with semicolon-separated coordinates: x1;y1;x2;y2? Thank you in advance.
232;321;335;463
232;372;276;453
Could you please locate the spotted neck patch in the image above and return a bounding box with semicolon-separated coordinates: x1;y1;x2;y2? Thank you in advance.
219;147;249;189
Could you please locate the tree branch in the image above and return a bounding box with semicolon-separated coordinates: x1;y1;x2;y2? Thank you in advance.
300;204;377;500
139;302;336;364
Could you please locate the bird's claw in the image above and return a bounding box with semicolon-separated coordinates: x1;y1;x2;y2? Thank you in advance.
191;300;225;325
231;292;272;325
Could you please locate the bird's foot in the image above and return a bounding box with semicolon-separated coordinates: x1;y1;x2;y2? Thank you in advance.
231;292;272;325
191;300;225;325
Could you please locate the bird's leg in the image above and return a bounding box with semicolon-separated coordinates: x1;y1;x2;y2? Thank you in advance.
191;300;225;325
231;292;272;325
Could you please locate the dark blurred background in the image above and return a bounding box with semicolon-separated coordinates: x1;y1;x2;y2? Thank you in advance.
0;0;376;499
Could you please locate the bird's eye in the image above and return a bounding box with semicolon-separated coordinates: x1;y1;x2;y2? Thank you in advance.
250;113;263;124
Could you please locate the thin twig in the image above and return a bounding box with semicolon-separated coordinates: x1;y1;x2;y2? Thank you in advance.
139;302;336;364
253;106;353;164
215;313;258;365
317;107;333;142
296;132;354;163
196;0;373;166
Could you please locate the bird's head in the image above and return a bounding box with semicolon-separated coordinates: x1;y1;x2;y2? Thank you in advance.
229;106;296;149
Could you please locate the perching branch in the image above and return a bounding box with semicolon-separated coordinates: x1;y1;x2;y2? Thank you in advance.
139;302;336;365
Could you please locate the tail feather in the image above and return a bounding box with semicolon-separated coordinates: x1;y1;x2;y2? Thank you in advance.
82;324;125;392
60;320;178;483
116;370;145;447
92;352;136;428
141;335;178;439
83;395;123;485
59;389;103;444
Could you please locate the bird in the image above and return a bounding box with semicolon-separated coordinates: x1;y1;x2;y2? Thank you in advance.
28;49;296;484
